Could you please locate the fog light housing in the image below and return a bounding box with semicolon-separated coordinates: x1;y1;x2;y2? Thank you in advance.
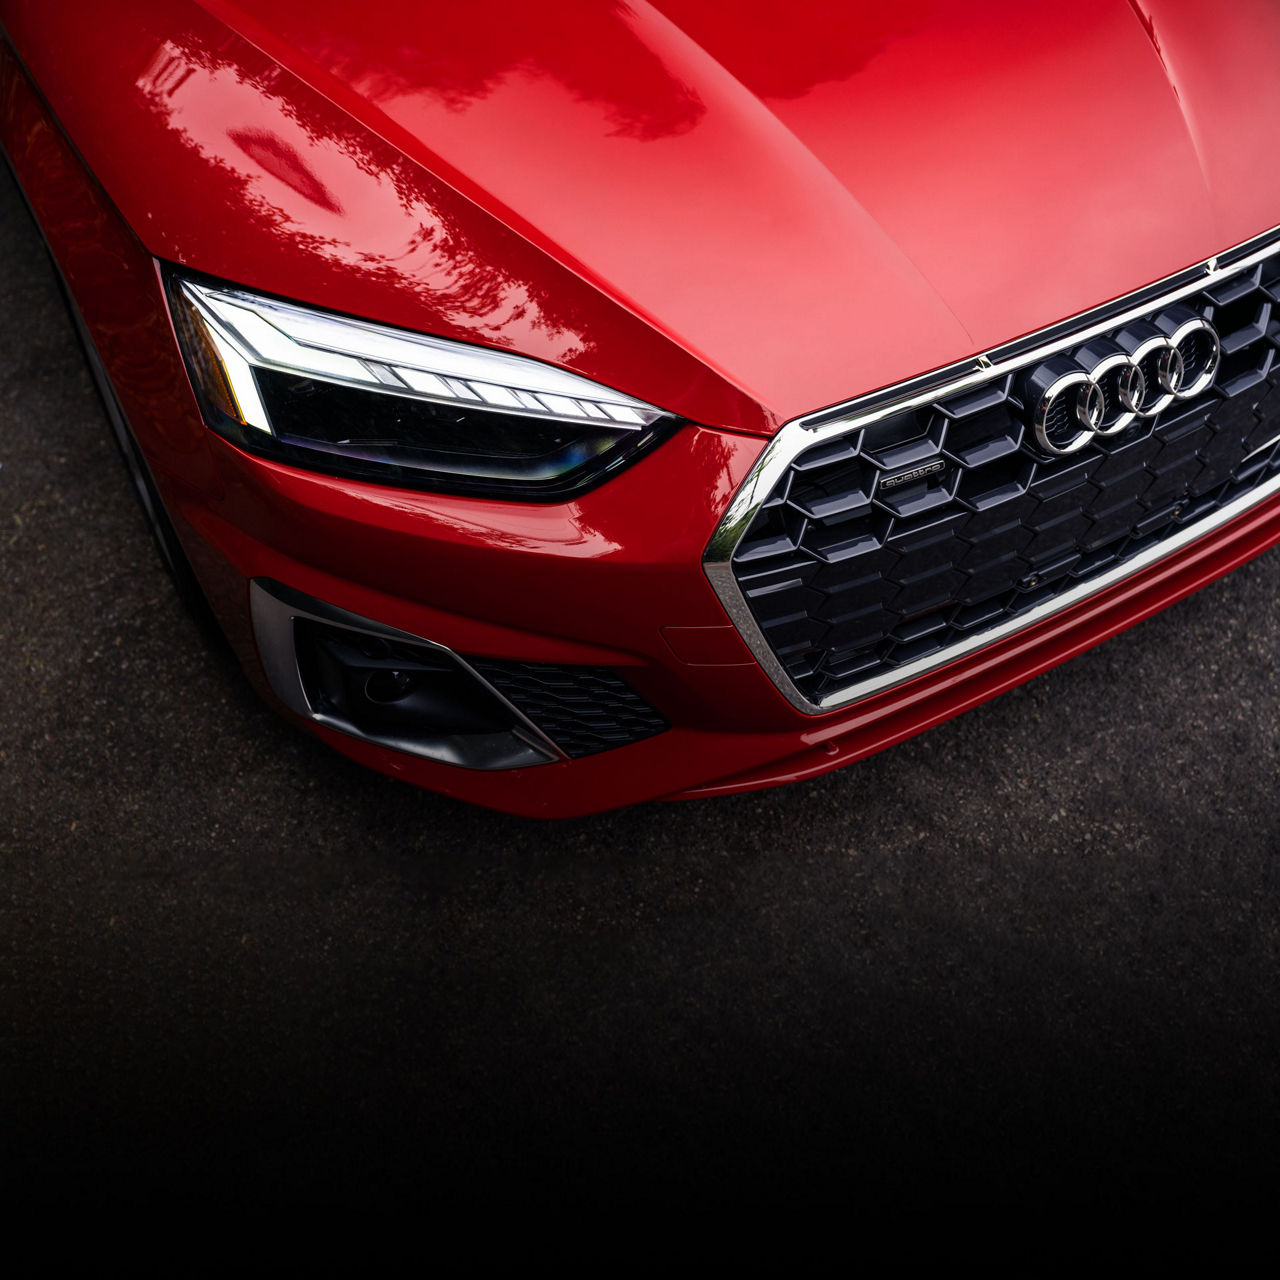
250;580;559;770
295;618;526;741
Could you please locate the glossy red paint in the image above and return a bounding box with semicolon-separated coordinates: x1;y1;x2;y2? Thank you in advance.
9;1;1280;429
4;3;1280;816
0;0;772;434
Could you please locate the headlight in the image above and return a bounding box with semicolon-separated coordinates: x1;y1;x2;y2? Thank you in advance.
165;271;677;499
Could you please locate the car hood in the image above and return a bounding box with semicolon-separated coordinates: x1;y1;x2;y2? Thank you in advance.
7;0;1280;434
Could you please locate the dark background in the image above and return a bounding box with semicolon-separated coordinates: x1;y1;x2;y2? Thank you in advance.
3;163;1279;1204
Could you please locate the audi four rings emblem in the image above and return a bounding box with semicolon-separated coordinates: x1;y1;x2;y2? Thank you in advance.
1025;304;1222;455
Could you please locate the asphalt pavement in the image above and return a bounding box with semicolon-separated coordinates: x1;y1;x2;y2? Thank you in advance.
4;162;1280;1206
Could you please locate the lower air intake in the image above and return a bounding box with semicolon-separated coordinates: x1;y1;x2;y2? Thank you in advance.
250;579;668;768
467;659;669;759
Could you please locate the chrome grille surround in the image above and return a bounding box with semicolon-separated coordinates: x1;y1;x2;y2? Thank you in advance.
704;225;1280;715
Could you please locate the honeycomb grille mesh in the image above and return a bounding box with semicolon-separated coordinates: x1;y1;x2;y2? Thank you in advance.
731;255;1280;704
467;658;668;759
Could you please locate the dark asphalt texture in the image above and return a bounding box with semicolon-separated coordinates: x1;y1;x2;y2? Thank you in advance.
3;162;1280;1206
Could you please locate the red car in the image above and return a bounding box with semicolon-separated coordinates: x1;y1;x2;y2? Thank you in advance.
4;1;1280;817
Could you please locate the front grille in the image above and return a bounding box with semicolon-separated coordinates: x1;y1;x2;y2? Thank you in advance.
468;658;669;759
727;249;1280;706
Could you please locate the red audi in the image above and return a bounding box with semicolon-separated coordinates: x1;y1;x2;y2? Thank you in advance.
4;1;1279;816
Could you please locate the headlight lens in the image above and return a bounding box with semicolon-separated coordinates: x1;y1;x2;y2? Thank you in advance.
166;272;677;499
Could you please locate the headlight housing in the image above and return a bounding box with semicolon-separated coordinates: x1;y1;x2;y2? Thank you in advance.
165;271;678;499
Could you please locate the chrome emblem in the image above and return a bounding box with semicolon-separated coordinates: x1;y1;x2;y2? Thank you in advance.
1027;305;1220;455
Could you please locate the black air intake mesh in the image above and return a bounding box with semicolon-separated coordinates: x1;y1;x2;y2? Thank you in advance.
468;658;668;759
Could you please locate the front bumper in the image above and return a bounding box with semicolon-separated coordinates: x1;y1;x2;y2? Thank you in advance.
154;420;1280;818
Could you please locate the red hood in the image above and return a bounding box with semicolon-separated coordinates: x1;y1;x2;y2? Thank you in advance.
6;0;1280;434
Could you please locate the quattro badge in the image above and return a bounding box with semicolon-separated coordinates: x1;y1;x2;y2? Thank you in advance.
880;459;947;491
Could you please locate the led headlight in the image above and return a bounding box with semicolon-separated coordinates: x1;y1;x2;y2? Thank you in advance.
166;272;677;499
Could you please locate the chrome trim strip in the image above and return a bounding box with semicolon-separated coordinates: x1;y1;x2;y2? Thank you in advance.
1245;430;1280;462
704;227;1280;715
249;579;565;769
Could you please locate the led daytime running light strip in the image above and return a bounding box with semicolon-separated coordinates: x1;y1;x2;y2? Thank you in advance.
174;279;662;433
